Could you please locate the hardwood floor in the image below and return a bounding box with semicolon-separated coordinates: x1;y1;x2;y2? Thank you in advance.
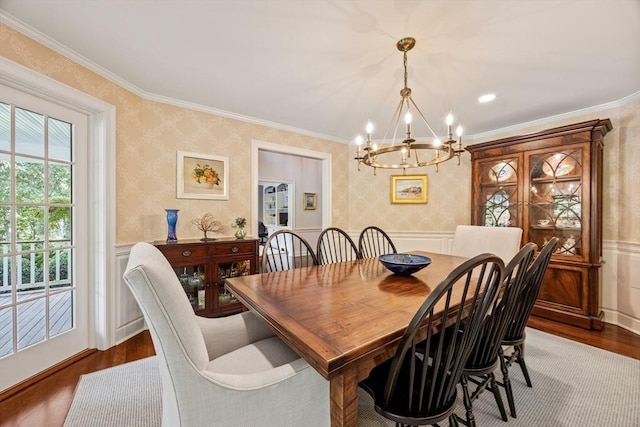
0;318;638;427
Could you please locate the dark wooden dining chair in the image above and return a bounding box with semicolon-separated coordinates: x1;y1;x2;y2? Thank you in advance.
499;237;558;418
316;227;360;265
261;230;318;273
359;253;505;427
358;226;397;258
457;242;538;427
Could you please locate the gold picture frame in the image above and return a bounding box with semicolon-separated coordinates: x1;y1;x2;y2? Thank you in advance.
177;151;229;200
391;175;428;204
304;192;317;210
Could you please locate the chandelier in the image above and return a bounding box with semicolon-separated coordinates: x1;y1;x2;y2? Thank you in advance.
354;37;465;174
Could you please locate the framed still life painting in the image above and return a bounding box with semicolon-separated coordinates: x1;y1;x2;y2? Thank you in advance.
177;151;229;200
391;175;428;204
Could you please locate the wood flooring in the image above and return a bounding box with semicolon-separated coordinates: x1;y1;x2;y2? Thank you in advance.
0;317;638;427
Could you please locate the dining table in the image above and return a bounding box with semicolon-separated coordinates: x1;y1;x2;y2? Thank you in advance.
225;251;469;427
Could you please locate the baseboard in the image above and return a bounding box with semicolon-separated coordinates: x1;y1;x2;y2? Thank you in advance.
602;308;640;335
115;317;147;345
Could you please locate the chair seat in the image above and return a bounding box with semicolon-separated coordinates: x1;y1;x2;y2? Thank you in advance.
360;354;458;424
207;336;301;375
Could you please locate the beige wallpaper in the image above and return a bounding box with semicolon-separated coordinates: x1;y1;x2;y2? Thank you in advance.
2;22;638;244
348;151;472;232
142;101;349;243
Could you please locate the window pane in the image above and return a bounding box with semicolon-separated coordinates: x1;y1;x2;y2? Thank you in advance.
16;251;45;293
16;156;44;203
15;206;45;250
0;153;10;203
0;255;12;298
49;162;71;203
49;291;72;337
48;118;71;162
0;103;9;152
17;298;45;349
15;107;44;157
49;206;71;241
0;205;9;242
0;306;13;358
49;247;71;288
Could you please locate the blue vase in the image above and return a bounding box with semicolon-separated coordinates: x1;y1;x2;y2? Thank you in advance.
165;209;179;243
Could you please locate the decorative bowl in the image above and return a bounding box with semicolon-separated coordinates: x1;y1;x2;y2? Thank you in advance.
378;253;432;276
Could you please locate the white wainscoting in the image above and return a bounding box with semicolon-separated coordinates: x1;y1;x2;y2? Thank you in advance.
110;235;639;347
114;244;145;344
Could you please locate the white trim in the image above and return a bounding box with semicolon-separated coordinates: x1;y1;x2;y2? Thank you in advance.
0;56;117;350
251;140;332;239
0;11;143;97
470;91;640;142
0;11;345;145
146;93;345;144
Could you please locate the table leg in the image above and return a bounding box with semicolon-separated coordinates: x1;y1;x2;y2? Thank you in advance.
329;368;358;427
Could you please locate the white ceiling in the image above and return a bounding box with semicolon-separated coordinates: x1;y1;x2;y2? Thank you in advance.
1;0;639;142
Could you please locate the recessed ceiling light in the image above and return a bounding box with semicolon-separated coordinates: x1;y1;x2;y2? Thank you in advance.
478;93;496;103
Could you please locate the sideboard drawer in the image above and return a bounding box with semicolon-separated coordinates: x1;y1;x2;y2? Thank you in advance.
212;241;256;256
159;245;210;259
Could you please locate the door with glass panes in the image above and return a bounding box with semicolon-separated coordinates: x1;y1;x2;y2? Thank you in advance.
0;84;88;391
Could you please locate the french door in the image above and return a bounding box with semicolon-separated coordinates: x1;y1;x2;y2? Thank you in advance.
0;84;89;391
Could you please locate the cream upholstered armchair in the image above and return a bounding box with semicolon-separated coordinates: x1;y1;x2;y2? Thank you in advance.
123;242;329;427
451;225;523;263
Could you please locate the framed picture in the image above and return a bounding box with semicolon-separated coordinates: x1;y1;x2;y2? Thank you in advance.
304;192;317;210
391;175;428;204
177;151;229;200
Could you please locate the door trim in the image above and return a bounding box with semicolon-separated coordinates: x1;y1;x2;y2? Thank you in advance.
251;140;332;237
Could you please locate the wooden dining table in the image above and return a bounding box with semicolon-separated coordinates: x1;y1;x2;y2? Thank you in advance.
225;251;468;427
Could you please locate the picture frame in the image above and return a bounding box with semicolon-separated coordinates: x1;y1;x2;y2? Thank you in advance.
177;151;229;200
391;175;428;204
303;192;317;210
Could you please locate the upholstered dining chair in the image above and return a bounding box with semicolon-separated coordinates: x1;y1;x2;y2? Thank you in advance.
261;229;318;272
358;226;397;258
123;242;329;427
457;242;538;427
499;237;558;418
359;253;505;427
316;227;361;265
451;225;523;263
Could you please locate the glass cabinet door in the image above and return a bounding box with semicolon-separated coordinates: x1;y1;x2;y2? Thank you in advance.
174;264;207;312
527;147;585;259
475;157;521;227
216;258;252;310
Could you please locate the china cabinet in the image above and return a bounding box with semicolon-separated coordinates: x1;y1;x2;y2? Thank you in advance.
154;238;259;317
466;119;612;329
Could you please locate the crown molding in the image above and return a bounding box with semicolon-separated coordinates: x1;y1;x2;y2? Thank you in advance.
0;11;346;145
1;10;636;147
469;91;640;142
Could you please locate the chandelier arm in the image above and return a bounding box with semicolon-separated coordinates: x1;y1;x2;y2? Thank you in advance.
408;96;439;140
382;98;407;144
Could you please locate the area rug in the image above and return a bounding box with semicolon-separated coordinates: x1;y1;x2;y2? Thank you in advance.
64;328;640;427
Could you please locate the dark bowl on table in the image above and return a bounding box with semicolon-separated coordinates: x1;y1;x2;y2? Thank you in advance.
378;253;432;276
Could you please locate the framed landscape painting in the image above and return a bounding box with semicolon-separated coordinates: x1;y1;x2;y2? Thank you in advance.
177;151;229;200
391;175;428;204
304;193;317;210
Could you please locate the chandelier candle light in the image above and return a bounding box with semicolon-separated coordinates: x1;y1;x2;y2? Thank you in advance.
354;37;465;174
